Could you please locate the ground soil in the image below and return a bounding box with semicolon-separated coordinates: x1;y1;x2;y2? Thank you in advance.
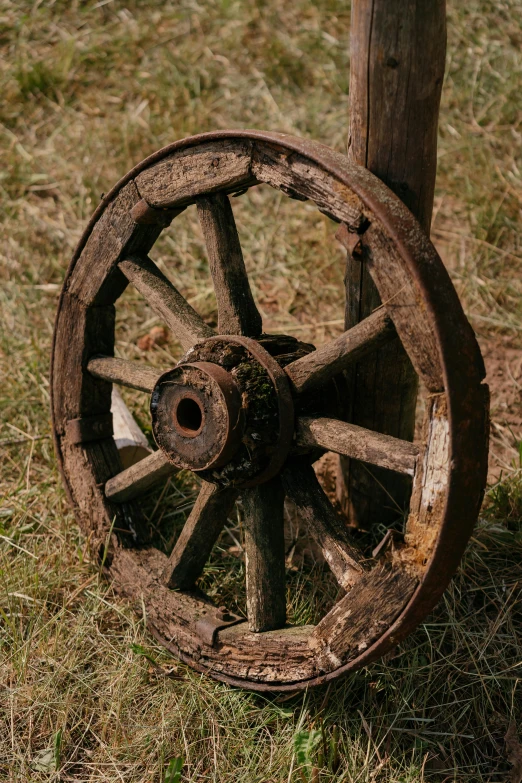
480;335;522;481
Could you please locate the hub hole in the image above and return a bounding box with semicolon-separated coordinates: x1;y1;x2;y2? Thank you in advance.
175;397;203;436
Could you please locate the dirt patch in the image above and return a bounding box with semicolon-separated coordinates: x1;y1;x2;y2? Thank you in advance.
479;335;522;482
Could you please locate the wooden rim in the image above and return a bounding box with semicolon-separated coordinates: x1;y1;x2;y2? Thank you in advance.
51;130;489;690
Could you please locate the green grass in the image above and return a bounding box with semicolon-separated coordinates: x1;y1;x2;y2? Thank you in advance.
1;0;522;780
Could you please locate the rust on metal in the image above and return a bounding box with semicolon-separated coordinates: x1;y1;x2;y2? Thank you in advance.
151;360;244;472
199;334;295;488
65;413;113;445
195;606;243;646
335;222;363;256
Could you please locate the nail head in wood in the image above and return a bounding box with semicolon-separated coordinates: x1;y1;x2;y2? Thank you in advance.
66;413;113;445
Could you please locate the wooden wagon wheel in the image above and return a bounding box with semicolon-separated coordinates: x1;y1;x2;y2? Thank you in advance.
51;130;489;691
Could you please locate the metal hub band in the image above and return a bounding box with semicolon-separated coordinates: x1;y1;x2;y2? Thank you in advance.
151;361;244;472
150;335;295;487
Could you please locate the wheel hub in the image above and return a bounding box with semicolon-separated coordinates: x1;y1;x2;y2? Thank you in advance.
151;361;245;471
151;334;317;487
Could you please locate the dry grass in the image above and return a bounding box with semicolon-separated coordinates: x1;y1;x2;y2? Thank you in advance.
1;0;522;780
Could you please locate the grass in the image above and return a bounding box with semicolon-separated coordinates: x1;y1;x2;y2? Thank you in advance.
1;0;522;780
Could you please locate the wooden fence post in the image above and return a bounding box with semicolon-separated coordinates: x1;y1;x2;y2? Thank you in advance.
338;0;447;526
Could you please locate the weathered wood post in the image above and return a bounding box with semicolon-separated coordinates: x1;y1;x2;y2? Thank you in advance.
338;0;447;526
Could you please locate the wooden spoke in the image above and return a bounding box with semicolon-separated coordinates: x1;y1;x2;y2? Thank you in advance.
118;255;214;350
281;459;368;590
197;192;262;336
162;482;238;590
296;417;419;477
285;308;395;394
242;477;286;632
105;450;176;503
88;356;163;393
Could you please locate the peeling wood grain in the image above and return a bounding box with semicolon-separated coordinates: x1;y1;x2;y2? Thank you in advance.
310;565;417;671
251;142;366;228
66;180;163;306
110;546;320;683
396;393;450;573
135;140;255;208
296;417;419;476
242;478;287;632
88;356;163;393
105;449;177;503
285;308;395;394
119;255;214;351
197;192;262;336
